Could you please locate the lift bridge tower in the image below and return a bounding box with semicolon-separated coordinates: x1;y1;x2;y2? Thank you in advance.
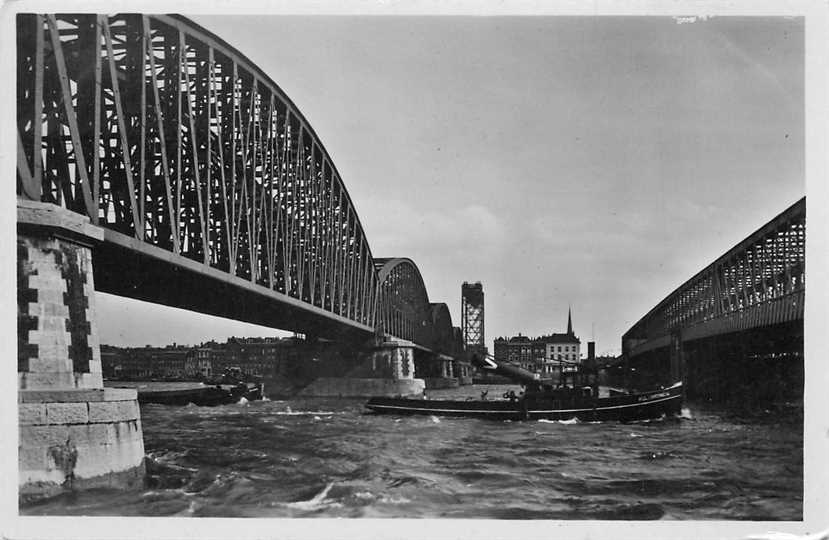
461;282;486;359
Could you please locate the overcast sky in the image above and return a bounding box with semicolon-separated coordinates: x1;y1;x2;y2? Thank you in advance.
96;15;804;355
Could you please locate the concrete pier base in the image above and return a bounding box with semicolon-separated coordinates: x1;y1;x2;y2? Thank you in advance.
18;388;145;502
18;200;145;500
414;352;465;389
454;360;474;385
294;339;425;397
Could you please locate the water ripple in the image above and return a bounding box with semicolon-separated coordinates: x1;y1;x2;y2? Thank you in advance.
21;386;803;519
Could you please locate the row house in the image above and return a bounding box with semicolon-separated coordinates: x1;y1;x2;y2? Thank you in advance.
493;309;582;376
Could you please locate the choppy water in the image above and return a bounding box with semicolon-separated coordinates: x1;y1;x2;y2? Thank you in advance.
22;385;802;519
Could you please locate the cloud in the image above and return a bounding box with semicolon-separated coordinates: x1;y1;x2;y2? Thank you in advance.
360;197;506;262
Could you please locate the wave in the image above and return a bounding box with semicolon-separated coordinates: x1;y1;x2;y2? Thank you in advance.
378;495;411;505
538;417;579;425
35;391;800;520
626;413;668;424
285;482;341;511
638;450;676;460
174;500;199;516
274;410;336;416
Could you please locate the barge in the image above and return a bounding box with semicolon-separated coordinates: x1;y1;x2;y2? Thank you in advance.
366;354;683;422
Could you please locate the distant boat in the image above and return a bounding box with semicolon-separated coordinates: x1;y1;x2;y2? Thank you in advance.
129;372;264;406
136;383;263;406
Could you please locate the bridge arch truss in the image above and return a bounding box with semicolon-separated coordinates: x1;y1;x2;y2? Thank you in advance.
372;258;459;356
16;14;379;333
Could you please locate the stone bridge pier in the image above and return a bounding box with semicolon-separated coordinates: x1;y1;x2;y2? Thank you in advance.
414;351;462;390
296;338;425;397
454;359;474;386
17;200;145;501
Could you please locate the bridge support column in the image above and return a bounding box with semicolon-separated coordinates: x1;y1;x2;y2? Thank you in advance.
669;333;686;385
296;339;425;397
453;360;473;385
17;200;145;501
389;342;416;381
415;353;460;390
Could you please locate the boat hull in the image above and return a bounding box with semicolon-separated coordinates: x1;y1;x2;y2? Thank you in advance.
365;383;683;422
136;383;263;406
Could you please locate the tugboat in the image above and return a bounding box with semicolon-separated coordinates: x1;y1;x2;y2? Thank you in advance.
365;354;683;422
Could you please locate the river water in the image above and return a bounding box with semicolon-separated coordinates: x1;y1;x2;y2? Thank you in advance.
21;384;802;520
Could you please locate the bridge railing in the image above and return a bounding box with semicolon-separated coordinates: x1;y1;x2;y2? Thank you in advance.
17;14;378;327
622;197;805;354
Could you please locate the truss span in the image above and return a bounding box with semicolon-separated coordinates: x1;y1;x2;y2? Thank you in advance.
16;14;381;338
374;258;431;345
430;303;461;356
373;258;456;354
622;197;805;358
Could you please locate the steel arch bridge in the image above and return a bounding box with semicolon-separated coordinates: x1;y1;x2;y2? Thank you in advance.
16;13;453;352
621;197;805;399
373;258;459;354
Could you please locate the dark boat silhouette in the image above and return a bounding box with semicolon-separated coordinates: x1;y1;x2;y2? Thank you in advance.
366;354;683;422
135;368;263;406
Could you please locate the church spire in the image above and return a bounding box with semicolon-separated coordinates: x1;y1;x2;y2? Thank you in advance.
567;307;573;335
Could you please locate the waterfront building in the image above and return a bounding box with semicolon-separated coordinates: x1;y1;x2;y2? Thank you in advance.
493;334;534;371
103;337;299;381
493;309;582;376
104;335;463;383
100;345;123;379
185;346;213;379
148;346;189;378
100;345;189;380
543;309;581;366
215;337;290;378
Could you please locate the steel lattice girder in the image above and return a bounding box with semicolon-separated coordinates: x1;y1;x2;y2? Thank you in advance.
461;282;484;349
16;14;448;345
373;258;455;352
622;197;805;356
